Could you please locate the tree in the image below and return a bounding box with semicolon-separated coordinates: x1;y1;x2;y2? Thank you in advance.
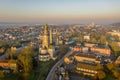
106;63;120;79
112;35;119;41
0;47;5;53
0;70;4;78
91;38;97;43
18;47;34;73
90;32;100;41
18;54;32;72
59;45;69;55
99;35;107;45
96;64;103;70
97;71;106;80
78;35;83;42
6;48;16;60
106;63;114;71
0;41;12;49
112;70;120;78
8;59;17;73
109;42;120;56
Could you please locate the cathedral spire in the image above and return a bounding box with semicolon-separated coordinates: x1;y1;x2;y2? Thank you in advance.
44;24;49;35
50;28;53;45
42;24;49;48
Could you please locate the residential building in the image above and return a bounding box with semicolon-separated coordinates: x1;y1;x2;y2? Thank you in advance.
90;45;111;56
76;63;98;76
74;53;100;64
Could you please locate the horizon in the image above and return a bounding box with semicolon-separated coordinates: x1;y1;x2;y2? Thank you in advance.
0;0;120;24
0;21;119;25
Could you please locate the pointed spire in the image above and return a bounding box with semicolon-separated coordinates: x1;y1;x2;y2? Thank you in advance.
50;27;53;44
42;24;49;48
56;29;59;45
44;24;48;35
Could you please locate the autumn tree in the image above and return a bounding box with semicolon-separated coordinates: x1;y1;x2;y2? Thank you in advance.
78;35;83;42
8;59;17;73
98;35;107;45
109;42;120;56
90;38;97;43
96;64;103;70
18;47;34;73
6;47;16;60
97;71;106;80
90;32;100;41
112;35;119;41
106;63;114;71
112;70;120;78
0;47;5;53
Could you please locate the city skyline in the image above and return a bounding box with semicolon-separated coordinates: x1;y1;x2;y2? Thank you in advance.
0;0;120;24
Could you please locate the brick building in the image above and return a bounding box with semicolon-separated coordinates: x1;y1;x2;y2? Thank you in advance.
90;45;111;56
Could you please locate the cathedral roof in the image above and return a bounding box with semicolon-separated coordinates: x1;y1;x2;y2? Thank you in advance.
49;45;54;49
40;52;50;55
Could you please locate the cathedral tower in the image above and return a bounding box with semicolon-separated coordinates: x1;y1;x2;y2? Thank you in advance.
50;28;53;44
42;24;49;48
39;24;55;61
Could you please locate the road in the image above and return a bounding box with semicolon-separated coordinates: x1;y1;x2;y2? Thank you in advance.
46;50;73;80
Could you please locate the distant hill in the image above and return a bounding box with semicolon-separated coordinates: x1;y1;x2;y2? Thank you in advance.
110;22;120;27
0;22;14;24
0;22;35;28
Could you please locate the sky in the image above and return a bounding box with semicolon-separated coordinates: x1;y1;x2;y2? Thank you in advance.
0;0;120;24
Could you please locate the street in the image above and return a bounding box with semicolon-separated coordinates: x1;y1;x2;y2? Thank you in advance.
46;50;73;80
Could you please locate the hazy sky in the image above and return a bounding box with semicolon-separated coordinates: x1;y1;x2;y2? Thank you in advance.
0;0;120;24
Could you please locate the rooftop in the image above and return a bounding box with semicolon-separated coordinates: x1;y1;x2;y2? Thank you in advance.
77;63;98;71
75;53;96;59
94;44;109;49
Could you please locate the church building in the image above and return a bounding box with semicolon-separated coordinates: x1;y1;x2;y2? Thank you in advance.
39;24;55;61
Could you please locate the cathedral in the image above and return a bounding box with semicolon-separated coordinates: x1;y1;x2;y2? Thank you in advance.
39;24;55;61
